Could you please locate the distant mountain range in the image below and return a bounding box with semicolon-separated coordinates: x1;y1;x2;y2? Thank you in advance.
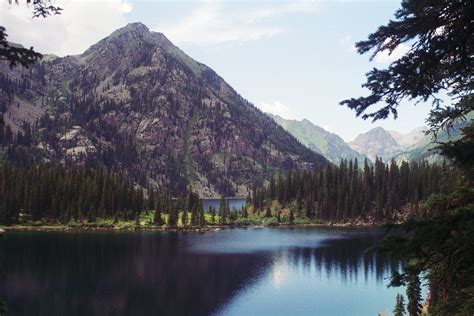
1;22;470;200
269;113;472;164
349;117;471;163
0;22;327;197
392;113;473;163
268;114;368;164
389;126;429;149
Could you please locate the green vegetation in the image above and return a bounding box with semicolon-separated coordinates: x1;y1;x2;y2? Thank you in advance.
60;80;70;96
393;293;406;316
269;113;368;164
1;207;323;231
251;159;458;224
0;163;144;225
343;0;474;314
1;157;459;232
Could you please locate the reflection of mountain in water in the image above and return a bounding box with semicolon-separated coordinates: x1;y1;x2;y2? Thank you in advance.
0;229;399;315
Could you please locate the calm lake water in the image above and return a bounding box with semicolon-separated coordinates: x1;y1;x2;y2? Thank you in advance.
0;228;403;316
201;198;246;212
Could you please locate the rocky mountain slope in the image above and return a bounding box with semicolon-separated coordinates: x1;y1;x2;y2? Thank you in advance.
389;126;429;149
0;22;326;197
393;114;473;163
348;115;472;163
348;127;404;162
268;114;369;164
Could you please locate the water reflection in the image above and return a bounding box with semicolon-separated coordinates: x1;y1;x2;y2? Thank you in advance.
0;228;400;316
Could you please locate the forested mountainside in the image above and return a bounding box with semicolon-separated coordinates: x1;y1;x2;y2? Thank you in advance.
0;23;326;197
268;114;368;164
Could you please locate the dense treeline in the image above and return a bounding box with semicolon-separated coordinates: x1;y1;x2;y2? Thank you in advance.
0;162;211;226
0;158;461;226
250;158;461;222
0;163;145;224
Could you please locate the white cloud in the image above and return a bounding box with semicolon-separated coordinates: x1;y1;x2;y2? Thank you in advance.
0;0;133;56
257;101;294;119
155;1;319;45
374;42;410;64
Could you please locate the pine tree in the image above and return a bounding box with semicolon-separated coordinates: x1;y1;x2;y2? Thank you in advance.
269;173;276;199
180;209;187;227
406;267;422;316
245;192;252;207
265;205;271;218
289;209;294;225
219;194;227;225
210;206;216;224
242;205;248;218
153;200;164;226
394;293;406;316
198;201;205;226
167;203;178;227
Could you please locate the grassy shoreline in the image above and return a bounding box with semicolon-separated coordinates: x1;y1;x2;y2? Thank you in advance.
0;221;385;233
0;209;392;233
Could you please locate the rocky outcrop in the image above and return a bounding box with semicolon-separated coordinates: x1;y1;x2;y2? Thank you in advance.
0;23;326;197
348;127;405;162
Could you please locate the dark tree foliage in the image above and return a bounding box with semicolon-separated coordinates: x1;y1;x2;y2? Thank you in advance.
152;193;164;226
437;123;474;179
1;1;62;68
341;2;474;313
187;191;203;226
393;293;406;316
252;159;458;222
406;265;423;316
180;209;187;227
0;163;145;224
167;200;178;227
219;194;227;225
0;27;42;69
341;0;473;132
380;178;474;315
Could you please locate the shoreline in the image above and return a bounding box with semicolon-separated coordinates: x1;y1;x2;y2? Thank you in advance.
0;221;388;233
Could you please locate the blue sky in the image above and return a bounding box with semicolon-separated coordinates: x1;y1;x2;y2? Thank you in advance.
2;0;432;141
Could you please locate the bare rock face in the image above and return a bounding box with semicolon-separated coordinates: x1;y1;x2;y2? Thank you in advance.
0;23;326;197
389;127;429;149
348;127;405;162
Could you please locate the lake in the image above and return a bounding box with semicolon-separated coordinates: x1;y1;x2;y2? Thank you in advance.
201;198;246;212
0;228;403;315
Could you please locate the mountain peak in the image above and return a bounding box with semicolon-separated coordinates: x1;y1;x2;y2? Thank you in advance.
1;23;326;197
109;22;173;46
349;127;403;162
269;114;369;164
110;22;150;37
367;126;390;135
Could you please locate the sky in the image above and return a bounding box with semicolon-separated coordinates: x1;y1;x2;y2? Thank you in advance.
1;0;433;141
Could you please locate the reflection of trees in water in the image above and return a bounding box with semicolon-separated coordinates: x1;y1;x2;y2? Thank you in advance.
0;231;397;315
285;234;399;285
0;233;270;316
